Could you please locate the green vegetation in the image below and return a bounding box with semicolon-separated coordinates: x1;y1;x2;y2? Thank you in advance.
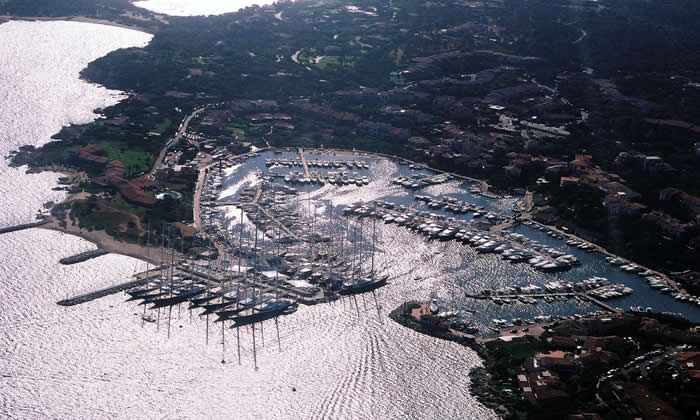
97;141;153;176
111;194;147;217
12;0;700;272
484;337;546;379
152;119;172;135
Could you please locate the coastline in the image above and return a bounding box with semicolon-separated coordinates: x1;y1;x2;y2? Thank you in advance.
39;217;158;265
388;302;508;415
0;14;159;34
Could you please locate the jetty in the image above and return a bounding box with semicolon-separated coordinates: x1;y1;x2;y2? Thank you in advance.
59;249;109;265
0;220;48;235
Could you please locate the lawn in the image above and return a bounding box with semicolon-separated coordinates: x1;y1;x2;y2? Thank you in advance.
152;119;172;134
98;141;154;177
316;56;357;70
111;194;147;217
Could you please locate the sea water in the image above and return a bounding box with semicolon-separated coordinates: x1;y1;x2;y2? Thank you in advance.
0;21;493;419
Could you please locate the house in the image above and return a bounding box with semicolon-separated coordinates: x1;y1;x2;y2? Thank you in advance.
407;136;432;150
560;176;580;187
579;350;620;370
642;211;688;240
659;187;683;201
659;188;700;221
539;356;581;375
546;336;577;351
569;154;593;174
601;182;641;200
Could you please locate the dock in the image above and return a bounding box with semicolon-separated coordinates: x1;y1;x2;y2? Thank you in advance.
467;290;622;313
0;220;48;235
201;201;238;208
255;204;300;241
298;147;310;177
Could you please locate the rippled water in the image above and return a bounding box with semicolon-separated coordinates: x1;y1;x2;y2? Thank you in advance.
0;21;152;226
217;151;700;331
0;21;493;419
133;0;270;16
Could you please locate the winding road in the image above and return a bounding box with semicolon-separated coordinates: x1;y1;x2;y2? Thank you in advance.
148;105;209;177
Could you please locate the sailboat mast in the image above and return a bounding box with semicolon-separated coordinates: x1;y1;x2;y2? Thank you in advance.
252;223;258;313
358;218;363;278
167;225;175;339
371;217;376;279
145;223;150;281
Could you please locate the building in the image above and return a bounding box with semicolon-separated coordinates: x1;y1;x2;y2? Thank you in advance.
603;195;647;216
641;211;688;240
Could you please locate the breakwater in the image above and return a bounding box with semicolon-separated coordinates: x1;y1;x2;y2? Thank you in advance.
59;249;110;265
0;220;48;235
57;275;158;306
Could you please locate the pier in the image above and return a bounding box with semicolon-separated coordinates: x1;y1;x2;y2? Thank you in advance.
0;220;48;235
252;183;263;204
298;147;310;178
580;294;621;313
255;204;300;241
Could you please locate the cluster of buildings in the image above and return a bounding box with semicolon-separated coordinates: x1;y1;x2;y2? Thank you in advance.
537;152;699;246
512;315;700;417
614;151;676;175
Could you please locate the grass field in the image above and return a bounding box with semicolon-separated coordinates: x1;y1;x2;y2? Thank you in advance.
152;119;172;134
98;141;154;177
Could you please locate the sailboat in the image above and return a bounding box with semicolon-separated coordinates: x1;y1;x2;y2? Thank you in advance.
338;217;389;296
226;219;297;328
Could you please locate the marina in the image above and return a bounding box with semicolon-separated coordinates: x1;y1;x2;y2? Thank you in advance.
1;2;699;417
135;147;700;347
39;146;700;357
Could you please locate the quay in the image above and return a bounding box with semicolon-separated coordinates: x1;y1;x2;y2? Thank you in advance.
0;220;48;235
525;218;685;294
59;249;110;265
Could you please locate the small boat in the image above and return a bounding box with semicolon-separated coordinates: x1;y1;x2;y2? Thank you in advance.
429;298;439;314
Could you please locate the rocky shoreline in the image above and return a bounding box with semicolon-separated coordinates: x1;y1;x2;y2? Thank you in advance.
388;301;511;417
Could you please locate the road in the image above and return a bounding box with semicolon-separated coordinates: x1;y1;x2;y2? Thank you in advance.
148;105;208;178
